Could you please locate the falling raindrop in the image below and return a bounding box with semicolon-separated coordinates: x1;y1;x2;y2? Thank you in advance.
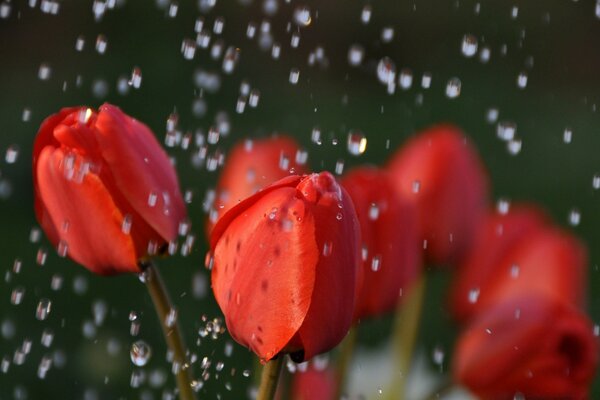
461;34;478;57
563;127;573;144
361;5;372;24
445;77;461;98
129;67;142;89
347;131;367;156
289;68;300;84
293;5;312;27
568;209;581;226
130;340;152;367
348;44;364;66
38;63;51;80
376;57;396;85
36;299;52;320
516;71;528;89
95;34;108;54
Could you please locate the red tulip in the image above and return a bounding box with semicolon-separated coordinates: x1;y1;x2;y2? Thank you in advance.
454;222;587;323
449;205;549;322
454;295;599;399
210;172;360;362
208;135;309;232
340;166;421;320
33;104;187;275
290;366;335;400
387;124;488;266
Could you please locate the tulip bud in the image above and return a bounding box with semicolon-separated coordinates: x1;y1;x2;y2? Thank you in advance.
454;295;599;399
210;172;360;362
387;124;488;266
33;104;187;275
341;166;421;320
449;205;549;322
208;135;309;232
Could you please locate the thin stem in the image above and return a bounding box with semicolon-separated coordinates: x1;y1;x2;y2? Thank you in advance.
334;327;357;399
386;275;427;400
256;356;284;400
141;261;196;400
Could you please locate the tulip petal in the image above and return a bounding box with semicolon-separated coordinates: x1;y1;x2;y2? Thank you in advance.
294;174;360;360
212;185;318;361
36;147;139;274
94;104;186;242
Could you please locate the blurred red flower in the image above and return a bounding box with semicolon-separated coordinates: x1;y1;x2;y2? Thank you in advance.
341;166;421;320
208;135;308;233
33;104;187;275
290;365;335;400
387;124;488;266
210;172;360;362
454;295;598;399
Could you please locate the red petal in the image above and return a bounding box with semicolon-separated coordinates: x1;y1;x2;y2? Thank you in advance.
209;135;309;233
449;205;548;322
387;124;488;265
94;104;187;242
35;147;139;274
341;166;421;320
211;185;318;361
294;173;360;360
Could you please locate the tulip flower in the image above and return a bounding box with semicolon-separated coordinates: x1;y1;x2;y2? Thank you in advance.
33;104;195;399
210;172;360;362
341;166;421;320
453;295;599;399
449;205;549;322
387;124;488;266
453;219;587;323
208;135;309;232
33;104;187;275
290;366;335;400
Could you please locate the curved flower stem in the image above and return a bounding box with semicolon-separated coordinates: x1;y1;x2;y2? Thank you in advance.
386;275;427;400
141;261;196;400
256;356;284;400
334;327;357;399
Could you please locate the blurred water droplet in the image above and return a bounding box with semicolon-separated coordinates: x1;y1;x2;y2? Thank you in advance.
486;108;499;124
381;26;394;43
129;67;142;89
11;287;25;305
95;34;107;54
222;47;240;74
421;72;432;89
289;68;300;84
507;139;522;155
497;121;516;141
563;127;573;144
516;71;528;89
361;5;372;24
497;198;510;215
592;174;600;190
376;57;396;85
445;77;461;98
165;308;178;328
479;45;491;63
36;299;52;320
432;345;445;365
41;329;54;347
398;68;413;90
347;131;367;156
468;288;480;304
181;38;196;60
335;159;344;175
290;32;300;48
130;340;152;366
293;5;312;26
461;34;478;57
38;63;51;80
371;255;382;271
568;209;581;226
347;44;364;66
5;145;19;164
322;241;333;257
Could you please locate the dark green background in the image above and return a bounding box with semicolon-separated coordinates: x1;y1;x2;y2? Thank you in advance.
1;0;599;398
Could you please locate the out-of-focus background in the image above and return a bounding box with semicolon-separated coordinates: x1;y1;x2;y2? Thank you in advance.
1;0;600;398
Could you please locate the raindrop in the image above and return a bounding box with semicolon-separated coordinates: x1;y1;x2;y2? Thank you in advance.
311;126;322;145
10;287;25;305
41;329;54;347
348;44;364;66
22;108;32;122
290;32;300;48
165;308;178;328
213;17;225;34
360;5;372;24
129;67;142;89
368;203;379;221
479;46;491;63
486;108;499;124
5;145;19;164
592;174;600;190
381;27;394;43
246;22;257;38
507;139;522;155
249;89;260;107
95;34;108;54
293;5;312;27
468;288;480;304
445;77;461;98
371;255;382;271
36;299;52;320
322;242;333;257
38;63;51;80
130;340;152;366
75;35;85;51
289;68;300;84
568;209;581;226
0;2;11;18
563;127;573;144
148;191;158;207
222;47;240;74
497;198;511;215
181;38;196;60
497;121;516;141
461;34;478;57
196;30;211;48
398;68;413;90
596;0;600;19
516;72;528;89
376;57;396;85
421;72;432;89
347;131;367;156
432;346;445;365
335;159;345;175
271;43;281;59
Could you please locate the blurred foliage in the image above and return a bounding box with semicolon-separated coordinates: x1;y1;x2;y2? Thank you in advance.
1;0;600;398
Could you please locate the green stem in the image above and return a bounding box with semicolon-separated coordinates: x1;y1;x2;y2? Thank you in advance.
256;357;284;400
334;327;357;399
141;261;196;400
386;275;427;400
